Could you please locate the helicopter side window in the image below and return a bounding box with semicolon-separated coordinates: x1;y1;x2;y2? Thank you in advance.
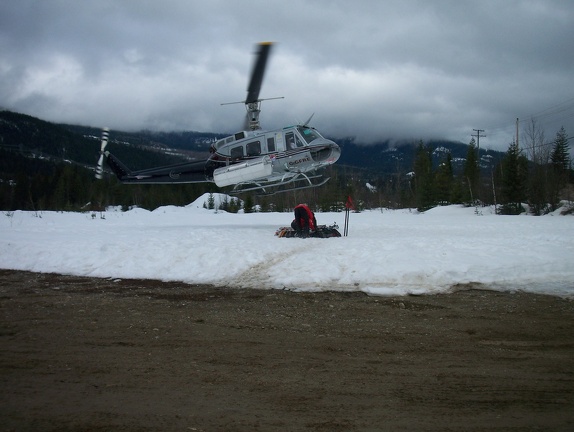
246;140;261;157
230;145;244;160
286;132;296;150
295;134;305;147
267;137;275;152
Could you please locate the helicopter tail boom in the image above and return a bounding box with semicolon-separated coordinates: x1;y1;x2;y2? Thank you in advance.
104;152;134;180
106;155;211;184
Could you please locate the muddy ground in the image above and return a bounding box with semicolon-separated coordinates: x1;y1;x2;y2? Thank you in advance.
1;269;573;431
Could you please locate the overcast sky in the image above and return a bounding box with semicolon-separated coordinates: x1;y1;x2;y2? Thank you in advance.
1;0;573;151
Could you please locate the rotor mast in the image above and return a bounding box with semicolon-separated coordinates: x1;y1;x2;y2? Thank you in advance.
222;42;283;131
246;101;262;131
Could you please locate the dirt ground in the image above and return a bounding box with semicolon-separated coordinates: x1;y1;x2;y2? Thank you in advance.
1;269;573;432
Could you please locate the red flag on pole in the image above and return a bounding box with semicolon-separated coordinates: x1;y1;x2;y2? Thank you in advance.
344;196;354;236
345;195;355;210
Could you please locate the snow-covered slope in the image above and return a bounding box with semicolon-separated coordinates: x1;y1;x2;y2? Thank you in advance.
2;197;573;297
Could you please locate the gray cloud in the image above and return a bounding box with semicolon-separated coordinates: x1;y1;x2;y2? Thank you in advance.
1;0;573;151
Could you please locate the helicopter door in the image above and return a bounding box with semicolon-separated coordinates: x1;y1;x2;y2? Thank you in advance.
266;136;276;153
285;132;296;150
275;132;285;152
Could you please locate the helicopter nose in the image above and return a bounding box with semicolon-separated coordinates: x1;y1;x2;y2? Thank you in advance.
310;139;341;165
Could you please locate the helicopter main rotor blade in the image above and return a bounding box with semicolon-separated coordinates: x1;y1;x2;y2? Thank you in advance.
245;42;272;104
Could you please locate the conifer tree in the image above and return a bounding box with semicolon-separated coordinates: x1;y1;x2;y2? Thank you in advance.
434;153;453;205
413;142;434;211
463;138;479;205
551;127;570;170
219;196;229;212
549;126;571;209
243;194;254;213
229;197;240;213
500;140;528;214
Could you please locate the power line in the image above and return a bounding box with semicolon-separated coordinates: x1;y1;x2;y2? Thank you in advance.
519;134;573;153
479;96;574;145
527;96;574;120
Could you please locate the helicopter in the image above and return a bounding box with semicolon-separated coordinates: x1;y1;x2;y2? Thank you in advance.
95;42;341;195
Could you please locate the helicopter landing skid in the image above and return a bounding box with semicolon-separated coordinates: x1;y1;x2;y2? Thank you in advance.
228;173;330;196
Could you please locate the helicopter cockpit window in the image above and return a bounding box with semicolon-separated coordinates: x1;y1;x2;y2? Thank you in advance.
295;134;305;147
297;126;322;144
230;146;244;160
246;140;261;157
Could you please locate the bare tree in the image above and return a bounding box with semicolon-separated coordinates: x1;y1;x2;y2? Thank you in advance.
523;118;550;215
524;118;549;164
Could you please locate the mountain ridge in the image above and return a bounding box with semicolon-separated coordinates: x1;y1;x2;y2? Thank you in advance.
1;109;505;177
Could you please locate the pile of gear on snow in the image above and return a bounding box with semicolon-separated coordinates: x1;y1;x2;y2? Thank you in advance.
275;223;341;238
275;203;341;238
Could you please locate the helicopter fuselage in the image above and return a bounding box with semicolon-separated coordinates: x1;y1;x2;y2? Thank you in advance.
205;124;340;191
98;43;341;194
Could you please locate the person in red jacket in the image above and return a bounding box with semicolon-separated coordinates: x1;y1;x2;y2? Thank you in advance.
291;203;317;238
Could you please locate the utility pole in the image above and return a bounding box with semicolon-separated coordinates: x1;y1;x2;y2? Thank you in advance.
469;128;486;206
516;118;519;148
472;128;486;153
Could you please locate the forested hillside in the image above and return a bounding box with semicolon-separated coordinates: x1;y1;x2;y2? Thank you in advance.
1;110;571;214
0;111;219;211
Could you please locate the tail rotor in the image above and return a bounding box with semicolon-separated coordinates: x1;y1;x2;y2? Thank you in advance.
95;127;109;180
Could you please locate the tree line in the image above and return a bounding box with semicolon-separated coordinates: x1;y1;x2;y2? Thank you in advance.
1;118;571;215
404;124;572;214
